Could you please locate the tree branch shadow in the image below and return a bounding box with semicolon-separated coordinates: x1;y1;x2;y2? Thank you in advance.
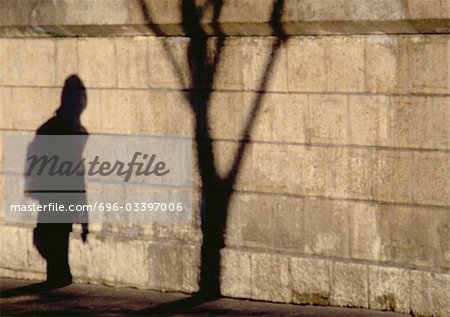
136;0;287;313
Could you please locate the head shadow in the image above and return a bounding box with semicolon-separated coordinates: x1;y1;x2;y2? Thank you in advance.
55;74;87;126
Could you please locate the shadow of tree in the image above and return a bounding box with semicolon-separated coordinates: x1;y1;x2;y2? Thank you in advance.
138;0;288;301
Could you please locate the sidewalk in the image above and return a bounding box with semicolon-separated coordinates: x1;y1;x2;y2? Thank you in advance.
1;278;410;317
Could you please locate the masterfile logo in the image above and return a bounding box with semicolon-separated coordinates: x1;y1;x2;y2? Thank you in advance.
26;151;170;182
4;135;192;224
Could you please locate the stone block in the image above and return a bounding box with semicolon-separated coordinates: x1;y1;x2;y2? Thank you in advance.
348;95;389;146
411;270;450;317
115;37;150;89
0;225;32;271
69;235;116;285
297;0;405;21
0;87;13;129
375;205;418;266
251;143;293;193
268;93;308;143
289;145;335;197
165;90;194;137
56;39;78;85
95;89;167;135
78;38;116;88
0;38;55;87
62;0;130;26
411;207;450;270
409;36;449;94
375;205;449;269
287;37;326;92
430;96;450;150
390;96;450;150
114;240;149;287
326;37;365;93
95;89;133;134
368;265;411;313
244;91;309;144
0;39;15;86
303;199;350;258
414;152;450;206
11;87;60;131
272;195;306;252
213;0;274;24
147;37;189;90
237;193;273;249
334;148;372;200
372;150;414;203
251;252;291;303
212;38;245;91
331;262;369;308
147;242;200;293
291;257;331;305
208;91;245;140
144;0;183;25
220;248;252;298
349;202;382;262
308;94;349;145
365;36;410;94
130;89;167;136
407;0;450;19
242;37;288;92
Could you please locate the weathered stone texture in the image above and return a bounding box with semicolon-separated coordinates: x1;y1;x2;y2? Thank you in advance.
251;252;291;303
287;38;327;92
291;257;331;305
1;3;449;316
147;242;200;293
371;151;415;203
411;270;450;317
308;94;349;145
414;152;450;206
365;37;410;94
348;95;389;147
220;248;252;298
78;38;116;88
2;0;448;36
0;38;56;87
331;262;369;308
368;266;411;313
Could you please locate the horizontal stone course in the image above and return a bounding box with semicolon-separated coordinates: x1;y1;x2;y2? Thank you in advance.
220;248;450;315
1;35;448;95
225;192;450;270
0;0;448;37
2;85;448;149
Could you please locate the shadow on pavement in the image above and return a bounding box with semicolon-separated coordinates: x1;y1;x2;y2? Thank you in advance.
0;281;72;299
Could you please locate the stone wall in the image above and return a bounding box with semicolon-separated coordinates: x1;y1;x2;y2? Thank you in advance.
0;1;449;316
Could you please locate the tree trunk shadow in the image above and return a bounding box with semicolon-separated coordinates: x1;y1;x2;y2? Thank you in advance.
138;0;287;302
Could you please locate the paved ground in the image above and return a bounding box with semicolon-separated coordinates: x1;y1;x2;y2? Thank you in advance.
1;278;410;317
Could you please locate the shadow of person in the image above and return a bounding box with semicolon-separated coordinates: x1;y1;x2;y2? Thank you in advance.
24;75;89;291
0;281;55;298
